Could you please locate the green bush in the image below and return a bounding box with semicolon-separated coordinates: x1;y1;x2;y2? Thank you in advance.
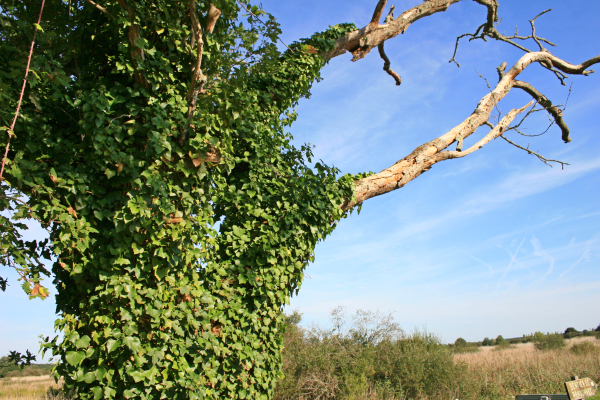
455;337;467;347
564;327;582;339
492;341;514;352
274;308;469;400
532;332;566;351
482;337;493;346
570;341;600;356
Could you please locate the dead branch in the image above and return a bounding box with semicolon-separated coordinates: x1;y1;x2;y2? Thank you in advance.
370;0;388;26
342;51;600;211
500;135;569;169
377;42;401;85
324;0;463;62
449;5;576;84
513;80;570;142
435;101;533;160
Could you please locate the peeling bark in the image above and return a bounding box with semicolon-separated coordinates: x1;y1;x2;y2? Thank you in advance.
323;0;461;61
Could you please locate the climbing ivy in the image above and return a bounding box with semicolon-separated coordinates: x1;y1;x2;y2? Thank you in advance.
1;1;359;398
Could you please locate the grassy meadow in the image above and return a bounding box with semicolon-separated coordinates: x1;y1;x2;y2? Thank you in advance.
454;337;600;400
1;335;598;399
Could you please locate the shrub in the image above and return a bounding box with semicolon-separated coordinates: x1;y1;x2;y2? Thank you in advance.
274;308;468;400
533;332;566;351
493;341;514;351
455;337;468;347
564;327;582;339
570;342;600;356
482;337;493;346
495;335;506;345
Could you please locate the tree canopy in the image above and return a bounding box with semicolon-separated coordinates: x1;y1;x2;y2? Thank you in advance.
1;0;598;399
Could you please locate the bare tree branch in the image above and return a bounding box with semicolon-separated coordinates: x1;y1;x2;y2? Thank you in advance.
377;42;401;86
324;0;462;62
500;135;569;169
435;101;533;160
342;51;600;210
370;0;388;26
513;80;570;142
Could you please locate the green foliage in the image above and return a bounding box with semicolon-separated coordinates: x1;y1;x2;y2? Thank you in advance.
482;337;493;346
454;337;467;347
563;327;582;339
1;1;360;398
570;341;600;356
532;332;566;351
274;309;468;400
495;335;506;345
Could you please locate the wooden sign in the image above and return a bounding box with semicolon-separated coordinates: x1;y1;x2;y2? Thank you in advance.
564;377;598;400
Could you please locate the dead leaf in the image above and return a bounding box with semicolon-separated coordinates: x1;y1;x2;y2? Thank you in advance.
116;163;124;173
49;174;57;183
307;45;318;54
67;206;77;218
211;322;222;336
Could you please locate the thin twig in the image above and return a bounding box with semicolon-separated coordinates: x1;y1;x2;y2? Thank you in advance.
500;135;569;169
1;0;46;181
84;0;113;18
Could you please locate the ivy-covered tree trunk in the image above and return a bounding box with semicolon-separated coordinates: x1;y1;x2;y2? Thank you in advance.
2;1;359;398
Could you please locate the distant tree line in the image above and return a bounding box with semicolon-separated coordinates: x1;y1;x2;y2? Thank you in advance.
456;324;600;349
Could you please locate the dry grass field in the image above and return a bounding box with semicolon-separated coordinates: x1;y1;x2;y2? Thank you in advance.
0;375;66;400
454;336;600;399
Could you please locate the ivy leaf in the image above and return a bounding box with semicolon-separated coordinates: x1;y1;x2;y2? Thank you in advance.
104;169;116;179
75;335;91;349
83;371;96;383
95;367;107;381
65;351;86;366
91;386;103;400
106;339;121;353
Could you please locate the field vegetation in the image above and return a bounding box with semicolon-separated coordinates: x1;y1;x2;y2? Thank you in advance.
273;310;600;400
1;315;599;400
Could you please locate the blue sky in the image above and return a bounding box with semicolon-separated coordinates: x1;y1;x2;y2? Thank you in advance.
1;0;599;359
